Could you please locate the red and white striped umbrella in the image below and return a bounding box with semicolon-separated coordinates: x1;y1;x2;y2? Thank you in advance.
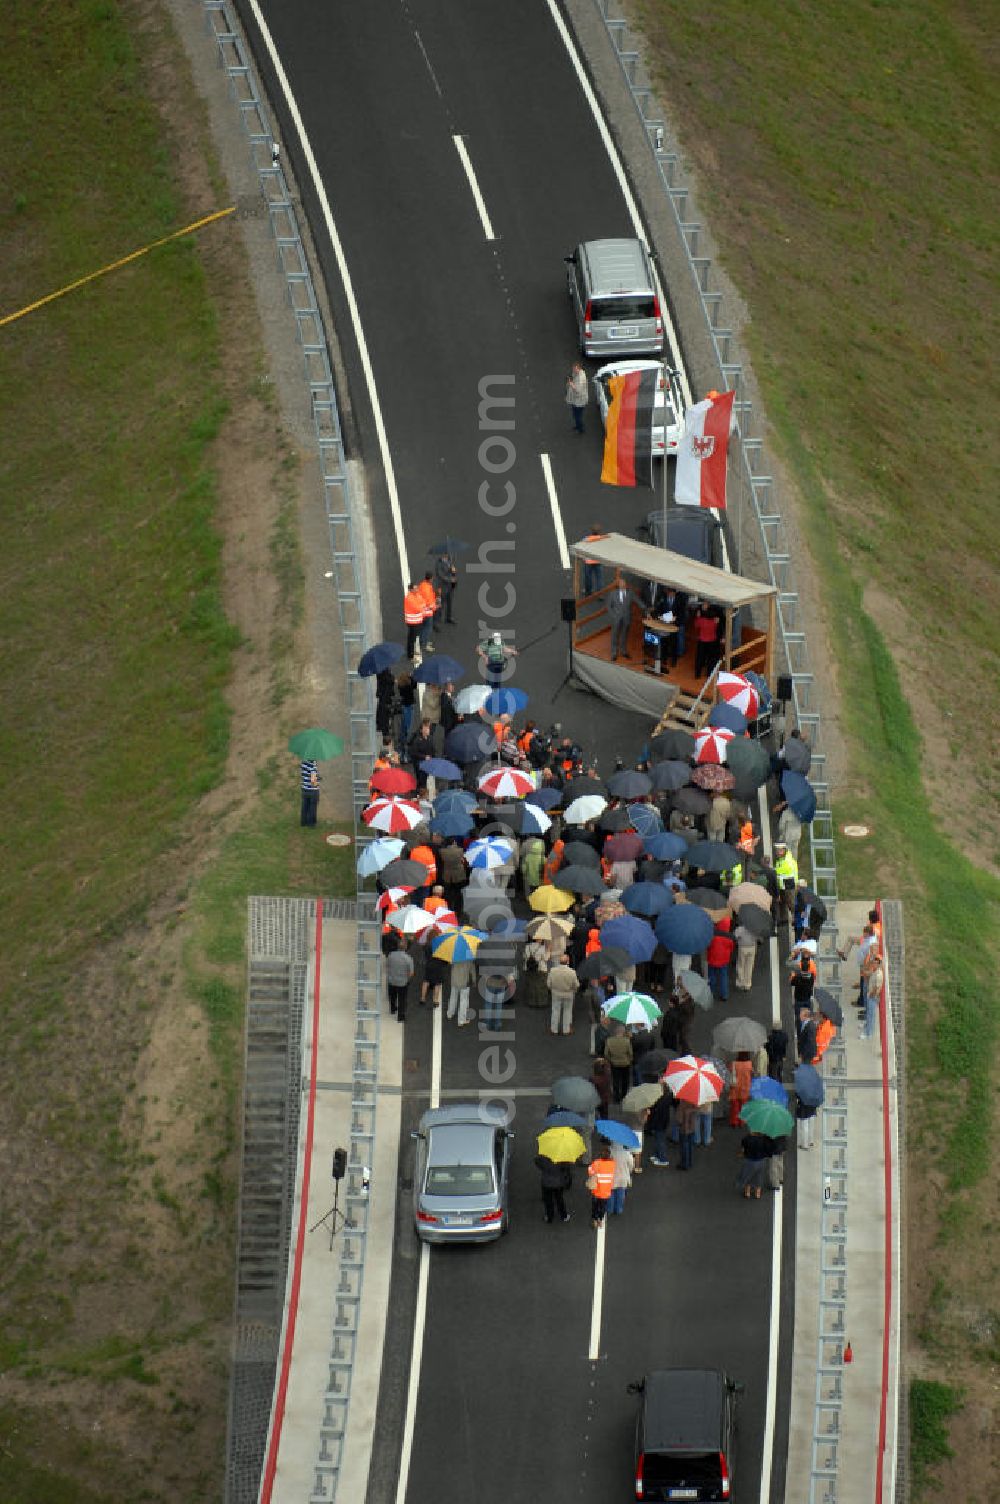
429;908;459;933
369;766;417;796
662;1054;724;1105
717;672;760;719
387;905;436;936
376;885;414;914
693;726;735;765
362;796;424;833
478;766;535;800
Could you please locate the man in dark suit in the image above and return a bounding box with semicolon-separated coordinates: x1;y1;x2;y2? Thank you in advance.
606;579;642;661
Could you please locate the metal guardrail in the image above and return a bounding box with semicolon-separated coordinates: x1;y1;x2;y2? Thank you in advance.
589;5;847;1498
199;5;382;1501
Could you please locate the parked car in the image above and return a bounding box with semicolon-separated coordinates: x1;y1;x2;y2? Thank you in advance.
628;1368;741;1501
565;238;664;357
642;507;724;570
593;360;685;455
412;1103;513;1244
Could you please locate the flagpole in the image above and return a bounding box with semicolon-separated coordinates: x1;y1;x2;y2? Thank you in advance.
661;360;669;551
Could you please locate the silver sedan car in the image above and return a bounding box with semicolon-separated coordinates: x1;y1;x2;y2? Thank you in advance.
593;359;685;455
412;1103;513;1244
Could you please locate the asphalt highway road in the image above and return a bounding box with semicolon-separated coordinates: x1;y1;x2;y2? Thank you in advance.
237;2;793;1499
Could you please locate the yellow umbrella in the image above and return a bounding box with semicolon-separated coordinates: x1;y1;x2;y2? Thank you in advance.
526;914;573;941
529;885;574;913
537;1126;588;1164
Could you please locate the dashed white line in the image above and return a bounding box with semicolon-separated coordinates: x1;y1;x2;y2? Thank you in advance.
453;136;496;241
539;453;571;569
757;787;782;1504
588;1218;607;1360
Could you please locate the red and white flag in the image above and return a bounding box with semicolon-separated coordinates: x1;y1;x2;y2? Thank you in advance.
675;390;736;509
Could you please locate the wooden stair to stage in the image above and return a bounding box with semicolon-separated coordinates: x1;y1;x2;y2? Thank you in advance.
655;688;712;736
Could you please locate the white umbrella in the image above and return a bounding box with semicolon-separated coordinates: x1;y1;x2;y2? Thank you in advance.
454;684;492;715
564;794;607;825
356;836;405;875
467;836;515;871
387;905;436;936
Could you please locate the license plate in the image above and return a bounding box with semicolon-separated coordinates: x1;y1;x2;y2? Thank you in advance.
447;1215;472;1226
609;325;638;338
668;1492;698;1500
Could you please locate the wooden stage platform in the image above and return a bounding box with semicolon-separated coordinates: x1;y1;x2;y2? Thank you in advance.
575;620;708;698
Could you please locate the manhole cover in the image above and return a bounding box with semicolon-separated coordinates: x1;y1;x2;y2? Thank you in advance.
841;823;871;838
325;832;352;847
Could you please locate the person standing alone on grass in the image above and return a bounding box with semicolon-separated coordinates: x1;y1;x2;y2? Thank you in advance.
566;361;588;432
300;759;320;826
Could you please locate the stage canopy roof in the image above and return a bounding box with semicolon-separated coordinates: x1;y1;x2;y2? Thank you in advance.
569;532;777;609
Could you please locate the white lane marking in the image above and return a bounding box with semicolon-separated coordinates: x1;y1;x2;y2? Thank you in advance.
246;1;410;591
412;28;444;98
757;788;781;1504
588;1217;607;1360
543;0;691;408
393;1001;442;1504
453;136;496;240
539;453;571;569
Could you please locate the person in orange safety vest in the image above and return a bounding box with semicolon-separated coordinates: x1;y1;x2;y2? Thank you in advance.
404;583;426;659
587;1143;617;1227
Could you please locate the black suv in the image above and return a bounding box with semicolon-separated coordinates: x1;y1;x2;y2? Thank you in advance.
629;1368;740;1501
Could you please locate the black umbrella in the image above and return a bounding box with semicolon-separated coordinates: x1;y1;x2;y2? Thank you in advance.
686;840;741;872
599;806;633;832
725;737;771;791
561;841;601;867
444;723;497;763
815;988;843;1026
607;768;652;800
799;889;828;924
685;887;730;912
671;786;711;816
735;903;772;937
555;865;605;895
576;946;633;980
649;729;695;761
639;1048;677;1079
427;538;471;556
650;759;692;792
781;736;812;773
564;774;607;801
379;858;428;888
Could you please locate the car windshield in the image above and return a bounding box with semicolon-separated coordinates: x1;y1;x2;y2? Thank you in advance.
642;1451;722;1486
425;1164;495;1196
593;294;656;322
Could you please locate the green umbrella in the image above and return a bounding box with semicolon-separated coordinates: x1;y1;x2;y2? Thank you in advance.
739;1098;794;1137
602;992;662;1027
288;728;345;760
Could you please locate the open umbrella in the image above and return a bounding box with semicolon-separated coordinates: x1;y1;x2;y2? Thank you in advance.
526;914;572;942
544;1108;589;1130
676;970;713;1009
622;881;674;918
453;684;492;716
671;786;712;816
799;889;829;924
467;836;515;871
535;1131;589;1161
553;865;604;896
387;905;436;936
608;769;652;800
712;1016;767;1055
434;787;477;813
694;726;735;765
686;840;741;873
358;641;404;677
356;836;405;876
576;946;633;980
781;770;817;823
725;737;771;791
375;885;414;913
483;686;529;717
370;766;417;795
562;841;601;867
739;1098;794;1137
751;1076;789;1107
684;887;730;914
794;1062;825;1108
428;537;471;556
691;763;736;793
600;915;658;964
650;759;692;792
529;885;574;913
602;992;662;1026
639;1048;677;1079
526;786;562;811
420;756;462;782
594;1119;643;1150
478;766;535;800
735;903;772;937
429;909;459;933
444;723;496;763
288;728;345;760
503;801;552;836
728;881;772;912
644;832;689;862
621;1082;665;1113
655;905;715;954
605;831;644;862
431;926;487;962
564;775;607;801
708;702;748;735
716;671;761;718
429;809;474;838
649;729;695;761
379;857;428;888
599;806;634;833
815;989;843;1026
781;736;812;774
663;1055;724;1105
363;796;424;833
564;795;606;825
627;803;663;837
413;654;465;686
551;1076;600;1112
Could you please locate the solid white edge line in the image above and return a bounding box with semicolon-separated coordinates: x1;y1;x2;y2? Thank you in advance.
757;789;781;1504
539;453;571;569
246;0;411;591
453;135;496;241
543;0;691;407
393;997;442;1504
588;1218;607;1360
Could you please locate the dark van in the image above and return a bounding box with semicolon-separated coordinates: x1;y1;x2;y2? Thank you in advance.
629;1368;740;1501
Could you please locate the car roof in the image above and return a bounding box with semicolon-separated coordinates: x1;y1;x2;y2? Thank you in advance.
426;1122;495;1167
642;1369;726;1453
419;1102;510;1131
595;360;664;377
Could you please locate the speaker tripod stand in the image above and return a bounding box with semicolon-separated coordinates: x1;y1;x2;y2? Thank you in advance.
552;613;578;703
310;1148;353;1249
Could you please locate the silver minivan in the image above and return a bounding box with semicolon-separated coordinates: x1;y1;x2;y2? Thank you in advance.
565;237;664;357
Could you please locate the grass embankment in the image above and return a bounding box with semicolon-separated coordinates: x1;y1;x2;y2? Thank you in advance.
629;0;999;1493
0;1;352;1498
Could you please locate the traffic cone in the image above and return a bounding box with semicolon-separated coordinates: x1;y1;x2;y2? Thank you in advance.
843;1339;854;1364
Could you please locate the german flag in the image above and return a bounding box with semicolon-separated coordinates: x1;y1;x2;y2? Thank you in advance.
600;368;658;488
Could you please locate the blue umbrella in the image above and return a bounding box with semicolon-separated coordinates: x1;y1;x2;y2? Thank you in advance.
428;537;471;556
544;1108;589;1129
467;836;515;870
434;787;477;812
644;832;689;862
655;904;715;954
709;702;748;734
358;641;404;677
600;915;658;964
650;759;691;792
503;801;551;836
622;882;674;918
444;723;497;763
526;786;562;810
594;1119;643;1150
627;802;663;837
686;839;741;872
781;770;817;823
356;836;405;875
794;1063;825;1107
429;810;474;838
414;654;465;686
421;756;462;781
751;1076;789;1107
483;686;529;717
